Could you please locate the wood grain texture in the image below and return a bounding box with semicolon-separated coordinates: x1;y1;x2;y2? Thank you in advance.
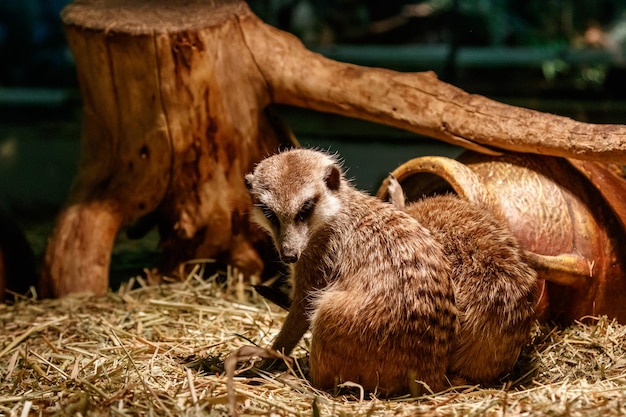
43;0;626;297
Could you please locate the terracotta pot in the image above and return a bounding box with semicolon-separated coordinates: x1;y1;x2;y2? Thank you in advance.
377;151;626;323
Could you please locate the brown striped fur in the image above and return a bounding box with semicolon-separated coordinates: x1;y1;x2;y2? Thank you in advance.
246;149;457;396
245;149;535;396
388;178;537;384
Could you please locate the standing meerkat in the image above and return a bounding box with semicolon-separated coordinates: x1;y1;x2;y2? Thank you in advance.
245;149;458;396
387;176;537;385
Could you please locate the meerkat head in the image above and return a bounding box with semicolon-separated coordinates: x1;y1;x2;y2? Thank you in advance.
245;149;344;264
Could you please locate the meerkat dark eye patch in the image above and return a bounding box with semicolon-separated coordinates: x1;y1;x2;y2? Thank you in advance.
295;196;318;223
258;203;280;227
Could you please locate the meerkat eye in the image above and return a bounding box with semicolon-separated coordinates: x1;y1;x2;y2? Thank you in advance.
258;204;280;228
295;197;318;223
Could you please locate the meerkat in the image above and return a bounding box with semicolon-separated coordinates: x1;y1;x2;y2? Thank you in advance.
245;149;458;396
387;176;537;385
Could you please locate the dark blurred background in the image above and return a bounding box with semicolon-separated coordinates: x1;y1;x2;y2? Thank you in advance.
5;0;626;93
2;0;626;282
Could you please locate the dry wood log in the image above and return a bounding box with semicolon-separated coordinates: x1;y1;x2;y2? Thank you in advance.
40;0;294;297
42;0;626;298
240;17;626;163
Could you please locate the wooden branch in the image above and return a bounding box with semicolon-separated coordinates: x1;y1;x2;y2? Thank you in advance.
44;0;626;298
240;15;626;163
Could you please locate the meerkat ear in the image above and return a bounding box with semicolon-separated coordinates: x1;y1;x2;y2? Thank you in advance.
324;165;341;191
244;173;254;190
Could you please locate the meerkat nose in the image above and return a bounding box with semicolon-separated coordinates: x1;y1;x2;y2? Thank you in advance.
281;254;299;264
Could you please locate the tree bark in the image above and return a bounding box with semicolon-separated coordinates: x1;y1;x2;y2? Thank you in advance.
42;0;626;297
41;0;292;297
240;16;626;163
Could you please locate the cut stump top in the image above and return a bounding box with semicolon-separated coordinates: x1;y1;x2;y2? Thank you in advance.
62;0;248;33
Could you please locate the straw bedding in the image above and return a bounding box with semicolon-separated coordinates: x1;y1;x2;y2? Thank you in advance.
2;262;626;416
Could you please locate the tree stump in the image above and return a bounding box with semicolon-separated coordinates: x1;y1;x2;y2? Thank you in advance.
40;0;294;297
43;0;626;298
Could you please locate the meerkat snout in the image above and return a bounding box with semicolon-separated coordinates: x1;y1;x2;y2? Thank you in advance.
276;220;309;263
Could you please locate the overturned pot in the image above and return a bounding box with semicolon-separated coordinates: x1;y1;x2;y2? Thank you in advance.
377;151;626;323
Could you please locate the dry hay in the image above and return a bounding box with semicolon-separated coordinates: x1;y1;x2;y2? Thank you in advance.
2;263;626;416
